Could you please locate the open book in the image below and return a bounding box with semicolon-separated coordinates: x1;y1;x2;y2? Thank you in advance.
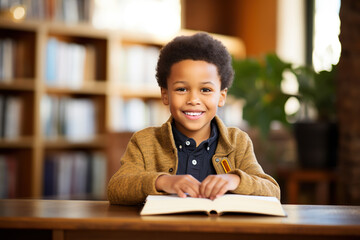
140;194;286;216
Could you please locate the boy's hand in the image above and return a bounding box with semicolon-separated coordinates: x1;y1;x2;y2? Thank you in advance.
155;175;201;198
200;174;240;200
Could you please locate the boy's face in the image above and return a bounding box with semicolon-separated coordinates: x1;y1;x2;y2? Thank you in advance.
161;60;227;140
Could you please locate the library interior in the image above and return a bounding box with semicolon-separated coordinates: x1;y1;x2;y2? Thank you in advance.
0;0;359;207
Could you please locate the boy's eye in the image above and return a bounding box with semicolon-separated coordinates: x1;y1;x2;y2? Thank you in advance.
201;88;212;93
176;87;187;92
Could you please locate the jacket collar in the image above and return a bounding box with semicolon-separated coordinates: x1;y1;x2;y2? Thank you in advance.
213;115;235;155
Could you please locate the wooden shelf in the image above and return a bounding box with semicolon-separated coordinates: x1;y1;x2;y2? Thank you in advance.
0;79;35;91
0;17;244;200
0;136;34;148
44;135;107;149
114;85;161;99
0;18;108;38
45;82;107;95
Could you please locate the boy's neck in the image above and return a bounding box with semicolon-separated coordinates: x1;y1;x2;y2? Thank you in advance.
173;121;211;147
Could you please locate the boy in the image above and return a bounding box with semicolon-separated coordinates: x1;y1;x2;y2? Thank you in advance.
107;33;280;205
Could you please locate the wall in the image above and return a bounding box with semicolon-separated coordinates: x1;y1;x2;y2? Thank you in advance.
276;0;306;65
337;0;360;205
183;0;277;57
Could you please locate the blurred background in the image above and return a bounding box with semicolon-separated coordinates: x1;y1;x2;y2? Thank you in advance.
0;0;359;205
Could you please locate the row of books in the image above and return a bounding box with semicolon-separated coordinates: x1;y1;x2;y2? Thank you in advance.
1;0;180;33
0;95;22;139
43;151;106;199
46;38;161;89
0;38;159;87
0;154;17;199
0;0;94;23
110;97;170;132
41;95;96;142
46;37;96;88
109;97;244;132
115;45;160;88
0;94;242;141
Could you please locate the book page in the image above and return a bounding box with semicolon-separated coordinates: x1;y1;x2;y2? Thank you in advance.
141;195;213;215
213;194;286;216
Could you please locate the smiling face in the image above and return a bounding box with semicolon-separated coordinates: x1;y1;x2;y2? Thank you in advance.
161;60;227;144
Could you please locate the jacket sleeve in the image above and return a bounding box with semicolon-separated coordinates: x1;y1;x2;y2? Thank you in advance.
107;134;168;205
229;134;281;200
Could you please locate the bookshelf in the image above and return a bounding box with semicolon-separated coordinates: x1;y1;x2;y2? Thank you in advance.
0;16;245;200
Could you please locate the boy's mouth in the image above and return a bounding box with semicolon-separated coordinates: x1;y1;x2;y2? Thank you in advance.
184;111;203;116
183;111;204;119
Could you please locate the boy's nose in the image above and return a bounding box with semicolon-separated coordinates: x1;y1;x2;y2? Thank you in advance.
187;93;201;105
187;99;201;105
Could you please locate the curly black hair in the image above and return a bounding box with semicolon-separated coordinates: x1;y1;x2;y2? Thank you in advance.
156;32;234;90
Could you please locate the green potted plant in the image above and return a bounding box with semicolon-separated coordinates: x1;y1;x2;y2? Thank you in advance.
230;53;338;169
292;65;338;169
229;53;293;138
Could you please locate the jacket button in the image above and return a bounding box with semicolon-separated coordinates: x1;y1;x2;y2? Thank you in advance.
169;168;173;173
215;158;220;162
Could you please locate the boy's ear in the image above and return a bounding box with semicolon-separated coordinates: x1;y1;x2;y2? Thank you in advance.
161;87;169;105
218;88;228;107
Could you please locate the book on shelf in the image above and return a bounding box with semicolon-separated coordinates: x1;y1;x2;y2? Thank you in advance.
45;37;57;84
43;155;56;197
46;37;89;89
41;95;96;141
0;0;94;23
0;38;14;82
0;37;30;82
110;97;146;132
0;95;22;139
110;97;169;132
41;94;59;139
118;45;159;88
64;98;96;142
57;0;94;23
0;155;18;199
56;153;73;198
0;95;3;137
4;96;22;139
123;98;147;131
63;0;80;23
140;194;286;217
43;151;106;199
91;152;107;198
72;152;89;195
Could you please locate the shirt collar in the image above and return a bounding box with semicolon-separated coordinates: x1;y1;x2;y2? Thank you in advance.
171;119;219;151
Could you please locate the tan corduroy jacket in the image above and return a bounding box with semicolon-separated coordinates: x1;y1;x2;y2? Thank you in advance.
107;116;280;205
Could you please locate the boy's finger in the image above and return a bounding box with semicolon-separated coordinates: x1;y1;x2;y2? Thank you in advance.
206;176;227;199
182;185;199;198
201;178;217;198
199;176;210;194
209;182;227;200
176;189;187;198
184;178;200;195
189;178;202;197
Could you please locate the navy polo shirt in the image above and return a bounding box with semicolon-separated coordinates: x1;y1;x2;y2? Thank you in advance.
171;119;218;182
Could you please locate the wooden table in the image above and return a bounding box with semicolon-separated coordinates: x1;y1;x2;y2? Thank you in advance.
0;199;359;240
